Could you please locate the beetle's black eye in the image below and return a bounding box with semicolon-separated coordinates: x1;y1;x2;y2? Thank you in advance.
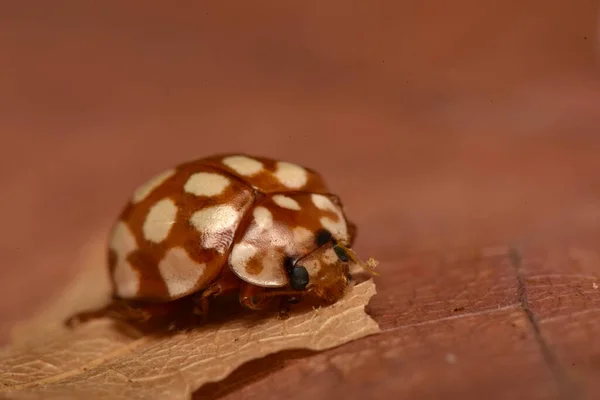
315;229;333;246
290;266;309;290
333;245;349;262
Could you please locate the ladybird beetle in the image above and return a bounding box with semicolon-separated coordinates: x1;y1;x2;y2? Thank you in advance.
67;154;376;327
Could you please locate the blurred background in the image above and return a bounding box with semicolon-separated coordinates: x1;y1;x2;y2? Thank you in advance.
1;0;599;343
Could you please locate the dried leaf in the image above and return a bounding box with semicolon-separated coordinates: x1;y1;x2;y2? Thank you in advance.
0;233;380;400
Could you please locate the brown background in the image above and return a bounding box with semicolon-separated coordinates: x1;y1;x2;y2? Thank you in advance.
1;1;600;399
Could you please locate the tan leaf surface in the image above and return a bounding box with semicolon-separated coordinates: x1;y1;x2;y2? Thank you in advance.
0;233;380;400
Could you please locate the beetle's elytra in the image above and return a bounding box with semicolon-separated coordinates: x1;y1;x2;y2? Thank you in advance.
67;154;375;327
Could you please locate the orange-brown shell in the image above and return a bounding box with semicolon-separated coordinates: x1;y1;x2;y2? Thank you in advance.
107;153;351;302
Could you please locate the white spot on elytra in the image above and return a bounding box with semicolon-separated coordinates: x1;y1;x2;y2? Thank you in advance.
253;206;273;230
293;226;313;244
190;205;240;253
320;217;348;242
222;155;264;176
184;172;230;197
229;242;258;272
110;221;137;256
114;261;140;298
311;194;334;211
109;222;140;298
311;194;348;241
143;198;178;243
131;169;175;203
158;247;205;298
272;194;301;210
274;161;308;189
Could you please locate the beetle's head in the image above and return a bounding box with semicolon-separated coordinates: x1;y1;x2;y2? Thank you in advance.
288;237;378;304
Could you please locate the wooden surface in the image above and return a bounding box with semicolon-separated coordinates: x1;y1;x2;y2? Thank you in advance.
1;1;600;399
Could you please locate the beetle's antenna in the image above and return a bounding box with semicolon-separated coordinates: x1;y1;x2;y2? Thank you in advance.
336;244;380;276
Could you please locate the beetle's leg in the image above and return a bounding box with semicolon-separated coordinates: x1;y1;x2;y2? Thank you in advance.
239;283;273;311
240;285;306;314
278;298;291;319
193;268;242;318
65;304;112;328
277;295;302;320
65;298;155;328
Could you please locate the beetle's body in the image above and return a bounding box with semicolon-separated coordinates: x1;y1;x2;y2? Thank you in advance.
67;154;365;327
